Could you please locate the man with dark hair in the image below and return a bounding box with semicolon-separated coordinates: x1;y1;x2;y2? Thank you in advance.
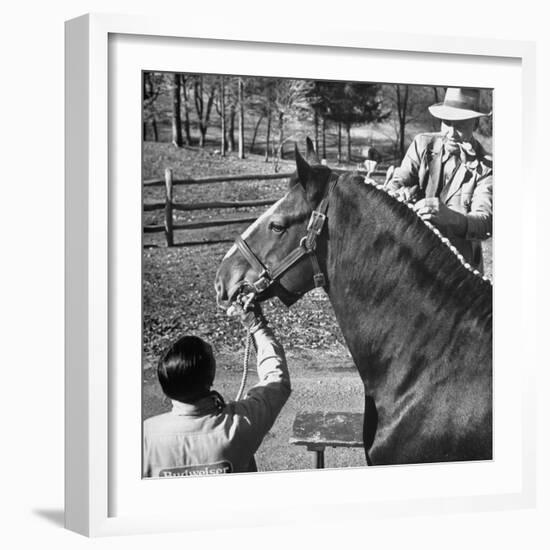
143;302;290;478
386;87;492;272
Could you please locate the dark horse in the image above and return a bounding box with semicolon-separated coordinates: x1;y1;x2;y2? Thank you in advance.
215;139;492;466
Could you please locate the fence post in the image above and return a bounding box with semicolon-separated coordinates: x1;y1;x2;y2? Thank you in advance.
164;168;174;247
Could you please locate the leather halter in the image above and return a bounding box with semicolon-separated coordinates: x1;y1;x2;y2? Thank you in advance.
234;172;339;298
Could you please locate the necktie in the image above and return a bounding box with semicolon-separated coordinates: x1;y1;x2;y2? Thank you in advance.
444;153;458;186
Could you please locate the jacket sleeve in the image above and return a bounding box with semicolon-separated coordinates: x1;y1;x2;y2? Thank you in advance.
464;172;493;240
439;171;493;241
386;136;422;192
231;325;291;443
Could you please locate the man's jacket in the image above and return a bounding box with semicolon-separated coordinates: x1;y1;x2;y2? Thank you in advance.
143;326;290;477
387;133;493;270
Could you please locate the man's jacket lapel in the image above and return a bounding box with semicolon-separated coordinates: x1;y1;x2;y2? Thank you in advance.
425;145;443;198
442;162;470;203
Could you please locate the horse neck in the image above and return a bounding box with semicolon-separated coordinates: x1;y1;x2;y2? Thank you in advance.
323;180;491;387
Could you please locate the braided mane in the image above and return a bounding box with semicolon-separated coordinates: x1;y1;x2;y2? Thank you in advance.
332;172;493;323
345;172;492;280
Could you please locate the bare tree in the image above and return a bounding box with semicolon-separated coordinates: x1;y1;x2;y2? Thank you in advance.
171;73;184;147
180;75;192;145
272;79;314;159
226;104;235;152
249;115;264;154
306;81;331;160
219;76;226;155
313;111;319;153
265;113;272;162
381;84;445;159
143;72;163;142
246;77;278;161
395;84;410;159
218;78;239;153
238;78;245;159
193;75;217;147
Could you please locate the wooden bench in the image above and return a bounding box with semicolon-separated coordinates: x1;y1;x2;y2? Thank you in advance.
289;412;364;469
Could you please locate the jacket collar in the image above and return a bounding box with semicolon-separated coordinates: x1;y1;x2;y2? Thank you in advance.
171;391;226;417
429;135;488;203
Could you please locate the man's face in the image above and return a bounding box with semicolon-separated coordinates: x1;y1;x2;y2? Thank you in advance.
440;118;477;149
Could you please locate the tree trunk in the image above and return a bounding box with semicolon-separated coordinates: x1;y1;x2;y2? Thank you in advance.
314;111;319;154
142;76;149;141
278;111;284;160
265;114;271;162
346;122;352;162
152;117;158;142
193;75;216;148
238;78;245;159
220;76;226;156
228;106;236;152
396;84;409;159
337;122;342;164
321;117;327;161
181;76;192;145
171;73;183;147
250;115;263;154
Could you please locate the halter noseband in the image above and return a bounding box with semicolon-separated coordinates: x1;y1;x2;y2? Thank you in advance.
233;172;339;299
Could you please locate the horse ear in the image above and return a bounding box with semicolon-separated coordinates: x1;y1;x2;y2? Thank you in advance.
305;137;320;164
295;143;310;186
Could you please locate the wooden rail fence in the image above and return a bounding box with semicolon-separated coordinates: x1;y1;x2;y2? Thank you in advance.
143;167;389;247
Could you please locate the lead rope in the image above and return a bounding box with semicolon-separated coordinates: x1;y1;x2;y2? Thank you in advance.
235;329;253;401
233;291;259;401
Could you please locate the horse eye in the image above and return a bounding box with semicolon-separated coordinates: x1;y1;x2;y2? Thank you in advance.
270;222;286;234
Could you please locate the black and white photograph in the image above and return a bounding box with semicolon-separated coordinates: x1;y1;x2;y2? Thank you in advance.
141;74;493;477
3;0;545;544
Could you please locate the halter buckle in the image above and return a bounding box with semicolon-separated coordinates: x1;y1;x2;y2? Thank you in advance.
252;271;271;293
300;235;316;252
307;211;326;235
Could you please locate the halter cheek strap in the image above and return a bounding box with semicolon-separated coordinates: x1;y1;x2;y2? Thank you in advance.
233;172;339;297
234;235;272;293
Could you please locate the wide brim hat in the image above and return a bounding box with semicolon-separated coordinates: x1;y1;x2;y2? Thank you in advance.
428;87;491;120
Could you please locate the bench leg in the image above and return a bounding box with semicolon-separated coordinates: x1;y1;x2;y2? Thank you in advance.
314;449;325;469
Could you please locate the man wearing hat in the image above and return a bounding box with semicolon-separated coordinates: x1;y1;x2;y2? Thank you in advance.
386;87;492;272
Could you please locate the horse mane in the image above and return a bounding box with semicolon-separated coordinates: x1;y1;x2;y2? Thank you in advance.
335;172;492;322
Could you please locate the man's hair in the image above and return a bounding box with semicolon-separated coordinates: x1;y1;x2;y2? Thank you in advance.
157;335;216;402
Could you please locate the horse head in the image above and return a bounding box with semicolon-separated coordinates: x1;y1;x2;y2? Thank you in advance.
215;138;334;308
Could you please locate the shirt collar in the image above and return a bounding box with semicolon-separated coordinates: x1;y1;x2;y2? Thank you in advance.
171;391;225;417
